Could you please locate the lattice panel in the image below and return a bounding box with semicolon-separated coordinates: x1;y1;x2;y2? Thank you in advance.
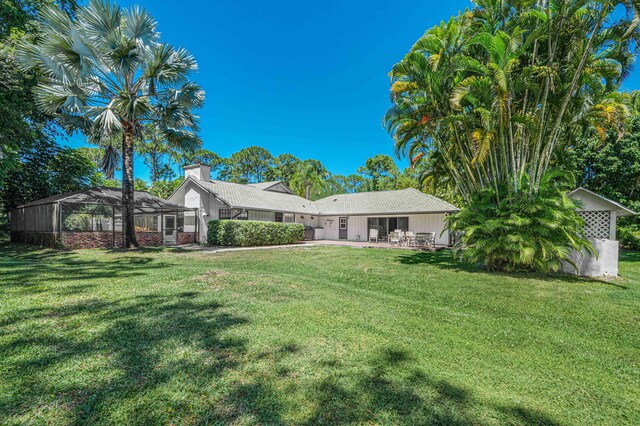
578;210;611;239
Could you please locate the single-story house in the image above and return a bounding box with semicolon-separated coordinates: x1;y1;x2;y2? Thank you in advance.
168;164;460;245
9;165;634;279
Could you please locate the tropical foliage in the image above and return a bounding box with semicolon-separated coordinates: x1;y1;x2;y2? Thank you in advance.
17;0;204;247
448;171;593;273
571;113;640;250
290;159;329;199
386;0;639;270
1;138;96;213
0;0;91;214
387;0;638;201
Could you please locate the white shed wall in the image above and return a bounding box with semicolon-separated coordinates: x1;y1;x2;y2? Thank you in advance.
562;238;619;277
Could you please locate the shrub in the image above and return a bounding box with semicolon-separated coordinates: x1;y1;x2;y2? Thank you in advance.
447;171;593;273
618;224;640;251
207;220;304;247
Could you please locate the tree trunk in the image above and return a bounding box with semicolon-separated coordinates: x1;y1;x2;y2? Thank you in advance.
305;183;311;200
122;129;139;248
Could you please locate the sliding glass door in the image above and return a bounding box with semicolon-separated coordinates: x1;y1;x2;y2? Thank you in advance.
367;217;408;240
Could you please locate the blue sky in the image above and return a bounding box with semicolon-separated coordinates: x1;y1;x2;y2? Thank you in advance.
60;0;640;181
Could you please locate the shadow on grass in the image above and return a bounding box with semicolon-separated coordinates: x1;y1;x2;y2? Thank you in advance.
0;242;564;424
0;291;248;424
0;242;173;295
210;346;561;425
396;250;628;289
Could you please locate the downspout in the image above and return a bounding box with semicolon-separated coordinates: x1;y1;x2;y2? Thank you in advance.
195;208;199;244
161;209;164;246
57;201;62;248
112;205;116;248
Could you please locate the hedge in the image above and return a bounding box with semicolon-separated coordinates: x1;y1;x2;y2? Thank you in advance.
619;224;640;251
207;220;305;247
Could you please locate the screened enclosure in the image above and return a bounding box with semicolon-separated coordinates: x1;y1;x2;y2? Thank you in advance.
10;187;198;249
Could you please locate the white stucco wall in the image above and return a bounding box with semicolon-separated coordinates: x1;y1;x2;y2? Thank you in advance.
295;215;319;228
562;238;619;277
184;165;211;182
566;189;631;276
170;181;227;243
312;214;450;245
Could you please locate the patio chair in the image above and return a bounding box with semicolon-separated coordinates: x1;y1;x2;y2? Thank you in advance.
389;232;401;247
415;233;428;247
425;232;436;248
404;231;415;247
369;228;379;243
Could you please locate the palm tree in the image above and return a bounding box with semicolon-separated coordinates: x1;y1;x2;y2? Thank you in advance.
18;0;204;247
385;0;638;202
290;160;327;200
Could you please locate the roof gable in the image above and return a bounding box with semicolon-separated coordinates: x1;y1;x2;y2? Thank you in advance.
568;187;636;216
194;178;318;214
247;181;293;194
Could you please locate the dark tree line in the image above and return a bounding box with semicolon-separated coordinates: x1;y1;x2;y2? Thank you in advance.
0;0;96;217
125;144;424;201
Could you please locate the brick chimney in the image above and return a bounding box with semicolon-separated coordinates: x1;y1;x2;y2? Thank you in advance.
183;164;211;183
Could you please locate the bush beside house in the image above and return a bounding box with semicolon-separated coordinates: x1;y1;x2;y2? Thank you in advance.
618;223;640;251
207;220;304;247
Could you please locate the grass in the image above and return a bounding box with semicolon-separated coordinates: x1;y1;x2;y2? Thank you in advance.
0;243;638;425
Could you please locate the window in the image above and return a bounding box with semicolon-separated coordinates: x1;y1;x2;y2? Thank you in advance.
339;217;347;229
219;208;248;220
284;213;295;223
182;212;196;232
275;212;283;222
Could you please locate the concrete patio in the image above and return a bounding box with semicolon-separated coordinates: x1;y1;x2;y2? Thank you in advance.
309;240;447;251
172;240;449;253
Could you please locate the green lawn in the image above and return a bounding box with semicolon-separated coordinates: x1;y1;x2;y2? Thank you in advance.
1;243;638;425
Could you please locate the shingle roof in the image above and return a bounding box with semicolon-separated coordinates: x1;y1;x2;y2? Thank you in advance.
313;188;459;215
189;179;458;216
18;187;192;212
568;187;636;216
192;178;320;214
247;181;281;190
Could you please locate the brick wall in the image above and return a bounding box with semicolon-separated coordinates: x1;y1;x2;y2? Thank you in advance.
61;231;162;249
177;232;196;245
11;231;57;248
13;230;165;249
61;232;116;249
135;231;162;247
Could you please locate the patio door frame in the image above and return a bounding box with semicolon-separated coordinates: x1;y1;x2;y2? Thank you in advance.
338;217;348;239
163;214;177;246
367;217;409;241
